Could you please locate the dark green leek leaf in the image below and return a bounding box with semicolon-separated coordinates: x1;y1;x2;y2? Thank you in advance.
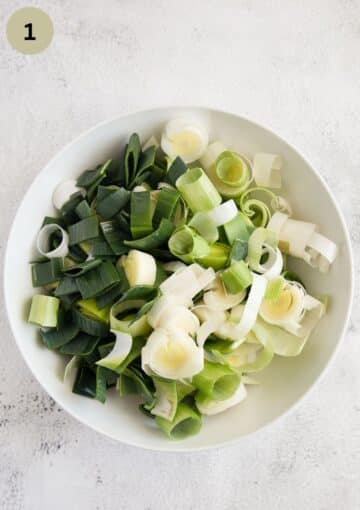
41;216;65;228
63;258;102;277
54;276;79;296
153;188;180;228
124;133;141;186
75;200;94;219
77;160;110;189
128;299;156;326
102;158;124;185
40;309;79;349
125;218;174;250
119;366;154;404
72;308;109;336
129;146;156;188
95;267;128;309
95;365;109;403
155;262;168;286
59;293;81;310
130;191;153;239
68;215;99;246
96;186;130;219
164;156;187;186
114;210;131;234
59;332;100;356
61;192;85;224
119;285;158;303
100;220;130;255
31;258;63;287
76;261;121;299
67;244;88;263
90;237;115;257
95;283;123;310
146;164;166;188
73;363;96;399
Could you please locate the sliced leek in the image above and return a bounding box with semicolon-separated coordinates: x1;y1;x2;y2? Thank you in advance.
28;295;60;328
142;329;204;380
36;224;69;259
28;124;337;440
168;226;209;263
196;382;247;415
121;250;156;287
96;331;132;370
253;153;282;188
176;167;221;213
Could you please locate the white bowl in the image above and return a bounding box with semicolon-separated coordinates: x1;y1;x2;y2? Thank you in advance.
4;107;353;451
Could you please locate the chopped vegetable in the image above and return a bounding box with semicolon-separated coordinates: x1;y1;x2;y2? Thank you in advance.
27;122;337;440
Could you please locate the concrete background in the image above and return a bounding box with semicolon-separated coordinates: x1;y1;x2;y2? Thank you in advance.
1;1;359;508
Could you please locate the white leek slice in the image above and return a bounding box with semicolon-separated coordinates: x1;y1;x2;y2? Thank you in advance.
160;263;216;300
151;378;177;421
203;277;246;311
260;246;283;279
267;211;289;235
189;200;238;243
36;224;69;259
196;321;218;347
280;218;316;257
271;196;292;215
223;342;272;370
122;250;156;287
52;179;85;210
142;329;204;379
157;182;176;190
227;274;267;342
96;331;132;370
254;293;325;355
247;227;278;274
260;280;305;333
252;317;306;356
207;200;238;226
142;135;159;151
161;118;208;164
199;141;227;170
306;232;338;272
158;306;200;335
242;375;260;385
193;305;228;347
148;295;193;329
133;185;149;192
253;153;282;188
162;261;187;273
268;213;337;272
296;294;325;337
196;383;247;416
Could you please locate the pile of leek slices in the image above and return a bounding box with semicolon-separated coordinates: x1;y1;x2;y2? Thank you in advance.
28;118;337;440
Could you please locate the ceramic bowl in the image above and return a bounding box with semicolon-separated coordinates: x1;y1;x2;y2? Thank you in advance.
4;107;353;451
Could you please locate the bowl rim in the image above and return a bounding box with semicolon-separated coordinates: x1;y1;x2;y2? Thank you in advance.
3;106;354;452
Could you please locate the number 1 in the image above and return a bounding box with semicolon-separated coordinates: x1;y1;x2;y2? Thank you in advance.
24;23;36;41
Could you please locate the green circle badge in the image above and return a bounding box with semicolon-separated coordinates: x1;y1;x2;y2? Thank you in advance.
6;7;53;55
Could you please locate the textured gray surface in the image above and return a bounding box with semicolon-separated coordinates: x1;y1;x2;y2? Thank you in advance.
1;1;359;509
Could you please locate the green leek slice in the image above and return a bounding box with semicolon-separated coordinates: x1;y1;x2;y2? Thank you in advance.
168;226;209;263
155;402;202;440
176;167;221;213
28;295;60;328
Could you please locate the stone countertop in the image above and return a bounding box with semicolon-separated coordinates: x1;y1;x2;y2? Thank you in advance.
1;1;359;509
